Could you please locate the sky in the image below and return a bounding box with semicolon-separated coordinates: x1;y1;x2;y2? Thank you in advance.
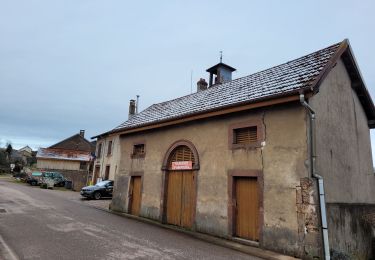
1;1;375;156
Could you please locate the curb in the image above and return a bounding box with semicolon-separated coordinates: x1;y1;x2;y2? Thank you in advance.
90;205;299;260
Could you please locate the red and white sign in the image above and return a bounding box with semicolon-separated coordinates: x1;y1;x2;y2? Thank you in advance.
171;161;192;170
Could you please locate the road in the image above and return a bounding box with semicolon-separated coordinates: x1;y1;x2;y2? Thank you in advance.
0;178;258;260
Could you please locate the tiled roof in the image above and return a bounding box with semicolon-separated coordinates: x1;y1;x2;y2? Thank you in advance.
111;41;342;133
49;134;93;152
36;148;91;162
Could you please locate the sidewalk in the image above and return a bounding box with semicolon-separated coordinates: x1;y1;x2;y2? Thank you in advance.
84;201;298;260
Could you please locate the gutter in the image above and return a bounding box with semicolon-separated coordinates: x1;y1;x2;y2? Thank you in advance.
300;94;330;260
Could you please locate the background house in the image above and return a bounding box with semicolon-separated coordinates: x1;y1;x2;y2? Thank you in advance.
91;99;139;184
19;145;32;155
90;135;119;184
94;40;375;259
36;130;95;190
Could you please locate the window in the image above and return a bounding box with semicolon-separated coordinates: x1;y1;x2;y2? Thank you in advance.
107;141;112;156
234;126;257;144
97;143;102;158
80;161;88;170
229;120;263;149
104;165;110;180
168;145;195;168
132;143;145;158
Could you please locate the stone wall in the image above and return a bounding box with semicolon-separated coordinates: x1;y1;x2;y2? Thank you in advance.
327;203;375;260
296;178;322;258
50;169;88;191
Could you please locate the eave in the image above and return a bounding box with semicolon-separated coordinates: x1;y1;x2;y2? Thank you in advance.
103;90;310;138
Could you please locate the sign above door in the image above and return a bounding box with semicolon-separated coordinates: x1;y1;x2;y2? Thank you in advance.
171;161;192;170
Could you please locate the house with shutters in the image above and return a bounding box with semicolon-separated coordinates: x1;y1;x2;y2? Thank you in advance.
91;101;138;184
93;39;375;259
91;135;120;184
36;130;96;190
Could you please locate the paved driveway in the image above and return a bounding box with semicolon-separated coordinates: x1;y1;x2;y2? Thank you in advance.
0;178;259;260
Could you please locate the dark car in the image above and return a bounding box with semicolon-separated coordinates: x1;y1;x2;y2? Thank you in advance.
80;180;114;200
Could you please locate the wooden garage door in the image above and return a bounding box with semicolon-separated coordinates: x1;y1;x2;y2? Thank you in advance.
235;177;259;241
166;171;195;228
129;176;142;216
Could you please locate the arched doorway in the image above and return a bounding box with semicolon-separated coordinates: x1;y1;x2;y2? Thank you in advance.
162;140;199;229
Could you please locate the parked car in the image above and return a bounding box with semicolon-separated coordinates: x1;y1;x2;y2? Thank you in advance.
40;172;66;187
26;171;66;187
13;171;28;180
80;180;114;200
26;172;43;186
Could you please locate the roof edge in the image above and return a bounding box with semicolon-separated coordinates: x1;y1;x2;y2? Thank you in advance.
106;90;309;137
310;39;375;128
309;39;349;92
50;133;93;149
36;156;90;162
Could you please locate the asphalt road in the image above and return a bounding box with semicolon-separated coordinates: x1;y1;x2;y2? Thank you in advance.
0;178;259;260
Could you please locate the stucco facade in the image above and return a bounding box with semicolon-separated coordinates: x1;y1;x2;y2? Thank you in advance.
93;135;120;182
310;58;375;203
96;41;375;259
310;58;375;258
108;61;375;258
111;104;317;257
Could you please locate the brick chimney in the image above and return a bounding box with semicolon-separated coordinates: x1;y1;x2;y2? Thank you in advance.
129;99;136;119
79;130;85;137
197;78;208;92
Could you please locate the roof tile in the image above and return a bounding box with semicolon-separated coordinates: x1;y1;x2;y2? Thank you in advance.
112;42;341;133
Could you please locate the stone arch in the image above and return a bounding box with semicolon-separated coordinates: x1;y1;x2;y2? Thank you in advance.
161;140;200;171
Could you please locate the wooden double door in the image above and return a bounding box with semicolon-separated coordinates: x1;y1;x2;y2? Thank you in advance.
234;177;259;241
166;171;195;228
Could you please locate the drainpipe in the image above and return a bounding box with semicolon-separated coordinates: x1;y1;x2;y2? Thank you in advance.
300;94;330;260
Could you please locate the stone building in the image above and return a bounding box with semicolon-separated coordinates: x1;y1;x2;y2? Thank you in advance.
36;130;95;190
91;135;120;184
93;39;375;259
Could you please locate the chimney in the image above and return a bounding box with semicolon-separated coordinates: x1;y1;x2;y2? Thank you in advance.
197;78;208;92
129;99;136;119
79;130;85;137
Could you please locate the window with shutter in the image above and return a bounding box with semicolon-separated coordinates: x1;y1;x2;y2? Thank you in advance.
229;119;264;149
107;141;112;156
234;126;258;144
168;145;195;168
97;143;102;158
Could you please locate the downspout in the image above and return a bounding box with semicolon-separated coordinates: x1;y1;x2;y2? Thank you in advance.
300;94;330;260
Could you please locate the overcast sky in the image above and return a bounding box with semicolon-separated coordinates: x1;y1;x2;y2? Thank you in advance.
1;0;375;157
